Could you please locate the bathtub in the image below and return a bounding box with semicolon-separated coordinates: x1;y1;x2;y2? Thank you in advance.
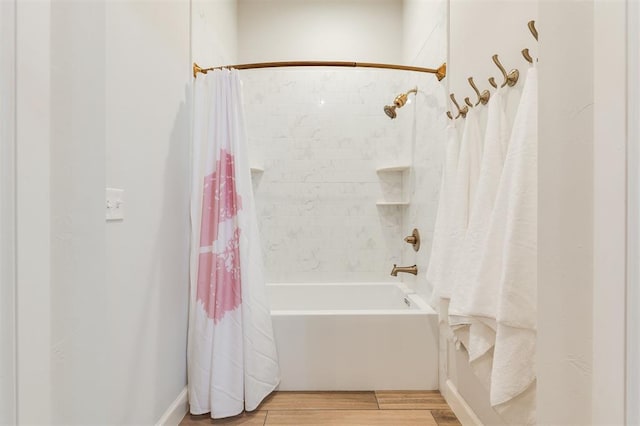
268;282;439;391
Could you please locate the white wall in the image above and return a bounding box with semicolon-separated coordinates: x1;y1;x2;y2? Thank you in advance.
237;0;402;64
538;2;593;424
49;1;108;422
15;0;53;423
0;0;16;423
192;0;237;67
402;0;447;67
104;1;191;423
592;1;627;424
628;2;640;423
15;0;193;423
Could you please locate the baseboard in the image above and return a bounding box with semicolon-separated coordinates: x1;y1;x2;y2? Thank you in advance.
441;379;484;426
156;387;188;426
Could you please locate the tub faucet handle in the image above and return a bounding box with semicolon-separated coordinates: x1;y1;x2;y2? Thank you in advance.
403;228;421;252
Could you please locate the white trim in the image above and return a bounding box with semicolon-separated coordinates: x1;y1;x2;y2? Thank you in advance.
15;0;53;422
441;379;483;426
0;0;17;424
627;0;640;424
592;1;628;424
156;387;189;426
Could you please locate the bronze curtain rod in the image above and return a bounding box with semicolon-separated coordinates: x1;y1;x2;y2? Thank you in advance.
193;61;447;81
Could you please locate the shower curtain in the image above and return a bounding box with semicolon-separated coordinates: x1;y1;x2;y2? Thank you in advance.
188;69;280;419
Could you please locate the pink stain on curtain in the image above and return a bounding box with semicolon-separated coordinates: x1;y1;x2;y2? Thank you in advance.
197;149;243;322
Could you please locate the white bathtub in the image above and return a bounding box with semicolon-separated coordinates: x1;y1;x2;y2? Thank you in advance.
268;282;439;391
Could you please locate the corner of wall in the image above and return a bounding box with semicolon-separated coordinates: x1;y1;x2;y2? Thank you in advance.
537;1;594;424
0;0;17;423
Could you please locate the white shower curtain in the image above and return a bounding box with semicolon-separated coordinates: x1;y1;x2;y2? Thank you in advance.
188;69;280;419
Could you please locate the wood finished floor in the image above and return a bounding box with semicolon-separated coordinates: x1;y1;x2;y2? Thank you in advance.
180;391;461;426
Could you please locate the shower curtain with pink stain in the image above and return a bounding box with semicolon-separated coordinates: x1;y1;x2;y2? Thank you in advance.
188;69;280;419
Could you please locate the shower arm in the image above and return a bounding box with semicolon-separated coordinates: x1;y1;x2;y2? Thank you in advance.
393;87;418;107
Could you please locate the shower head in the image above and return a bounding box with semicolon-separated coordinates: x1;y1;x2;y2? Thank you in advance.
384;105;397;119
384;87;418;119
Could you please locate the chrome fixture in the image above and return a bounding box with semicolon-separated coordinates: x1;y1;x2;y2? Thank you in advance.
390;264;418;276
404;228;421;252
384;87;418;119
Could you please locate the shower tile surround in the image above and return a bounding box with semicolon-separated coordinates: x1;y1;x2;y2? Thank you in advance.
401;5;449;298
243;68;446;286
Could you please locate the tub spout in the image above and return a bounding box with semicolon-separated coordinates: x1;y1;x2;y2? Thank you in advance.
390;264;418;276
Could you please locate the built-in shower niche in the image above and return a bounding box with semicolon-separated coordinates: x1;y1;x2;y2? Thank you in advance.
376;165;411;206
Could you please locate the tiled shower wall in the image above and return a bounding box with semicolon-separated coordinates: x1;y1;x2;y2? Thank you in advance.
400;10;449;297
242;68;446;284
400;74;448;297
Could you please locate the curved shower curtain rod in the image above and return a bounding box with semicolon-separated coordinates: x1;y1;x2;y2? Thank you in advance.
193;61;447;81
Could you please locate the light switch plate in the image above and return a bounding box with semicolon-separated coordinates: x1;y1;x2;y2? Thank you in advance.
106;188;124;221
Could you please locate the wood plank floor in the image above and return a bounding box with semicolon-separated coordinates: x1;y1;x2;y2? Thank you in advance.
180;391;461;426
